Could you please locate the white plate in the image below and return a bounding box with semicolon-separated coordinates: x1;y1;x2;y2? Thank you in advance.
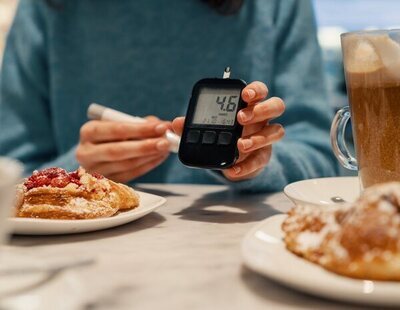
242;214;400;306
284;177;360;207
8;191;166;235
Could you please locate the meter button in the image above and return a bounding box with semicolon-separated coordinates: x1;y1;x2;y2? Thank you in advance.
186;130;201;143
202;131;217;144
218;132;232;145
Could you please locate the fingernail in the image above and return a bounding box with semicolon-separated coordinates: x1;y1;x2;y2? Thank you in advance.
246;89;256;99
241;139;253;150
156;140;169;151
232;166;241;175
239;110;253;122
155;124;167;134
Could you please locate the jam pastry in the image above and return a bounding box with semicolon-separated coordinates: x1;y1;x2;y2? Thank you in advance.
282;183;400;281
15;167;139;220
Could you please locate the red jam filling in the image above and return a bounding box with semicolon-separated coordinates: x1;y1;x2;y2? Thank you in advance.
24;167;104;190
24;168;79;190
90;172;104;179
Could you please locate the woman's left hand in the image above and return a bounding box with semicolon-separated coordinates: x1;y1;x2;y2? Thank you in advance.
172;81;285;181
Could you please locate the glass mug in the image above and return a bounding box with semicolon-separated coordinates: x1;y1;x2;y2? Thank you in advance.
331;29;400;189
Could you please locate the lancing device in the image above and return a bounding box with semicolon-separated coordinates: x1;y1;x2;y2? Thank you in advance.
87;103;180;153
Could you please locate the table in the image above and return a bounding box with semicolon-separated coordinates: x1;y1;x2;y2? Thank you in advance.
5;184;369;309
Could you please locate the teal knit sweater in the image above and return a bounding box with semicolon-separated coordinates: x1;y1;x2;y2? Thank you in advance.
0;0;337;192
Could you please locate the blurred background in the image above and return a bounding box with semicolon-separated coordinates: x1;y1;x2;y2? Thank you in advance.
2;0;400;109
0;0;399;176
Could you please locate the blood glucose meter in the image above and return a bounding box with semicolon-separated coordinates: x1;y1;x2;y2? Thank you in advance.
178;68;247;169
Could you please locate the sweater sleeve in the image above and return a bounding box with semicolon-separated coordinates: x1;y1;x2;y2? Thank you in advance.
209;0;338;193
0;1;78;174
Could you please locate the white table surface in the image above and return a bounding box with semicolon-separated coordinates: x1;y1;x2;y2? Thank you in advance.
3;184;372;310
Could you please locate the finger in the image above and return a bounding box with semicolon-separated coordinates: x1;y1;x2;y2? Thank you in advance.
223;146;272;181
164;121;174;131
242;121;265;138
144;116;173;130
77;138;170;164
88;154;167;176
235;150;251;164
172;117;185;136
80;120;168;143
145;115;160;122
109;154;168;183
238;124;284;153
241;81;269;105
238;97;285;125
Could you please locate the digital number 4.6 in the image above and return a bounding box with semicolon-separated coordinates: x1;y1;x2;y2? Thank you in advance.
216;95;238;112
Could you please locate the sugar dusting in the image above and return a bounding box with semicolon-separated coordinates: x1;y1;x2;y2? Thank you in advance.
283;182;400;280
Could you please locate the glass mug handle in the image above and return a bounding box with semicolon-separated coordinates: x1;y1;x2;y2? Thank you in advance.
330;106;358;170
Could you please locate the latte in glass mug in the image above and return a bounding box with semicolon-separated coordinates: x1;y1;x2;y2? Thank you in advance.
332;30;400;189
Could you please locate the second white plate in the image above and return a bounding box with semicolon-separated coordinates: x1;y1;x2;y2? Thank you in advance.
242;214;400;306
8;190;166;235
284;177;360;207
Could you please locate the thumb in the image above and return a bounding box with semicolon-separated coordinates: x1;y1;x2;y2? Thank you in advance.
172;117;185;136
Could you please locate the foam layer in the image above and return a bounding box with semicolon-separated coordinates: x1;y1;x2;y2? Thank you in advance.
342;33;400;86
344;38;382;74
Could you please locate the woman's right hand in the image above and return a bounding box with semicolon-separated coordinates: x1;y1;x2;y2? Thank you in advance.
76;117;171;183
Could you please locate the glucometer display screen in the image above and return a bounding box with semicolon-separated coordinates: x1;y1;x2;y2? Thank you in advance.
192;87;241;126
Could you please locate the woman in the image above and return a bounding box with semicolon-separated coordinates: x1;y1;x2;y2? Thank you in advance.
0;0;337;192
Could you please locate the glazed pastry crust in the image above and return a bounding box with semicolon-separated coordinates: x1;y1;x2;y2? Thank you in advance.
282;183;400;281
109;181;140;211
15;168;139;220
